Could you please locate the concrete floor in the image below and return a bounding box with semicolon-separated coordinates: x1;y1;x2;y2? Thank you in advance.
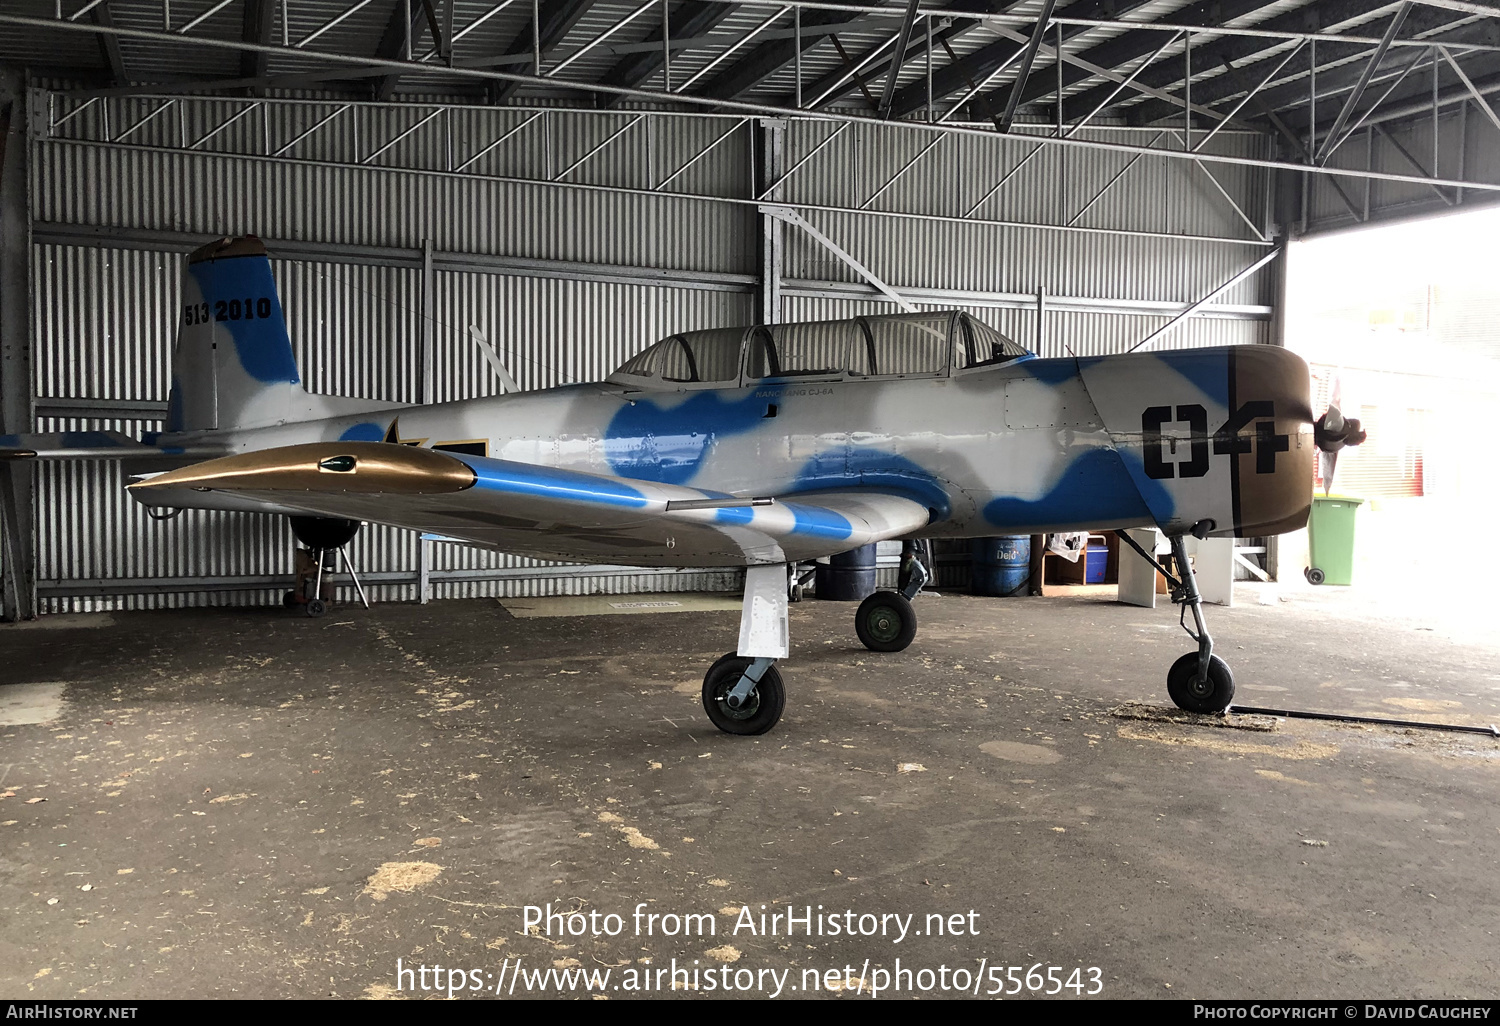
1;581;1498;1000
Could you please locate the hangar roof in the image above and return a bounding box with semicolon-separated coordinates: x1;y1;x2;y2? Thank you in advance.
5;0;1498;153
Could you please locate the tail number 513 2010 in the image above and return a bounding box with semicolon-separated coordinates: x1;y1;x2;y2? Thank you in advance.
184;298;274;325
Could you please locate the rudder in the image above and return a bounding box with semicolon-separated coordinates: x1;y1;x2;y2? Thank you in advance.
167;236;300;433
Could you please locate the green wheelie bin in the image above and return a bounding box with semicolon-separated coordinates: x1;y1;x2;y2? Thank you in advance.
1304;496;1364;586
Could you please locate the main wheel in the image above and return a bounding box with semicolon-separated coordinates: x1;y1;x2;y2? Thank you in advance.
702;654;785;736
282;590;298;609
305;598;327;618
855;591;917;652
1167;652;1235;713
1305;566;1326;586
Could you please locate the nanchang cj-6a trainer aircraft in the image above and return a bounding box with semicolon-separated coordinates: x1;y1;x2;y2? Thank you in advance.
2;236;1364;735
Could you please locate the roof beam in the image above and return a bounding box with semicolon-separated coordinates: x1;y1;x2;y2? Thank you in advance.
20;10;1500;202
827;33;883;108
91;1;129;87
995;0;1268;121
239;0;276;95
1222;35;1488;132
373;0;427;101
995;0;1055;132
1409;0;1500;16
885;0;1159;120
1319;41;1428;160
1105;0;1471;127
1440;43;1500;130
776;0;1022;112
599;1;739;96
690;0;865;101
876;0;923;116
489;0;599;102
1316;2;1412;161
1212;51;1366;221
1180;13;1492;133
1063;0;1397;123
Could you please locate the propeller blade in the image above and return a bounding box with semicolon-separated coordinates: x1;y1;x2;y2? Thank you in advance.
1322;405;1345;437
1315;404;1365;453
1321;449;1339;496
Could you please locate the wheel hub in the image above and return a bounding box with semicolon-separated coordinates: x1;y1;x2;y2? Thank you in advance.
718;680;759;718
866;606;901;642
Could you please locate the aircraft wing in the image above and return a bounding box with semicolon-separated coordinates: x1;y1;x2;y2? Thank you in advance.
127;442;930;567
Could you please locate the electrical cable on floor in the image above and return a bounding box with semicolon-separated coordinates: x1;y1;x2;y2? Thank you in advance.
1231;705;1500;738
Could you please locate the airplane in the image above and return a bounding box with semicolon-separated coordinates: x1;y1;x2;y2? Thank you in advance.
1;235;1365;735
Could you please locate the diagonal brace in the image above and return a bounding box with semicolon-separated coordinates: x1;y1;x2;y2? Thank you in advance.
1374;122;1455;204
763;206;917;311
1316;1;1411;164
1128;247;1280;353
1439;46;1500;135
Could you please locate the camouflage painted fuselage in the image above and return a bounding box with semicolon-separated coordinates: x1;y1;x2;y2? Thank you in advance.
141;343;1318;568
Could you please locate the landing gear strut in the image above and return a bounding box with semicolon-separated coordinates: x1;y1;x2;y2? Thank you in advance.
703;564;790;735
1117;526;1235;714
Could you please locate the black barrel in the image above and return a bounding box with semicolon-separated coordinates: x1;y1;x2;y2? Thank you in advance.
971;536;1031;597
815;544;878;601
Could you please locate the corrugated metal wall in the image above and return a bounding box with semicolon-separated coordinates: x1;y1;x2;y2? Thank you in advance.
27;91;1276;611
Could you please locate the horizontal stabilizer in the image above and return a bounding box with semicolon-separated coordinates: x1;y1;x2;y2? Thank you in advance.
0;431;225;461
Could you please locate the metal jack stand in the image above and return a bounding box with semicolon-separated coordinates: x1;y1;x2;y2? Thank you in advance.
296;544;370;618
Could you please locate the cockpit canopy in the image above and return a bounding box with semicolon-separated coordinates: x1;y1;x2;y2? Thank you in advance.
608;310;1030;388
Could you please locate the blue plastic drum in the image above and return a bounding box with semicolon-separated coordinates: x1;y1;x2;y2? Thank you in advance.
814;544;878;601
971;536;1031;597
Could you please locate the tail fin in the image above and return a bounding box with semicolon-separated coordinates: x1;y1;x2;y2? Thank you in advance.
167;236;302;433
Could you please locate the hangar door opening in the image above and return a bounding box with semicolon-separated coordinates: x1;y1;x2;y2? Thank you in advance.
1283;209;1500;607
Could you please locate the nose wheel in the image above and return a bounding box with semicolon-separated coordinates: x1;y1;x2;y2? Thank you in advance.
1166;652;1234;714
1117;527;1236;714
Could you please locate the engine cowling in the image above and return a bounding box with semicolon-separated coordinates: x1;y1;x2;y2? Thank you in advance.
1079;344;1317;538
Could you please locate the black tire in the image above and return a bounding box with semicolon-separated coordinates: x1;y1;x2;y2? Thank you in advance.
1305;566;1325;586
701;654;785;736
288;516;361;550
1167;652;1235;714
282;591;297;609
305;598;327;618
855;591;917;652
